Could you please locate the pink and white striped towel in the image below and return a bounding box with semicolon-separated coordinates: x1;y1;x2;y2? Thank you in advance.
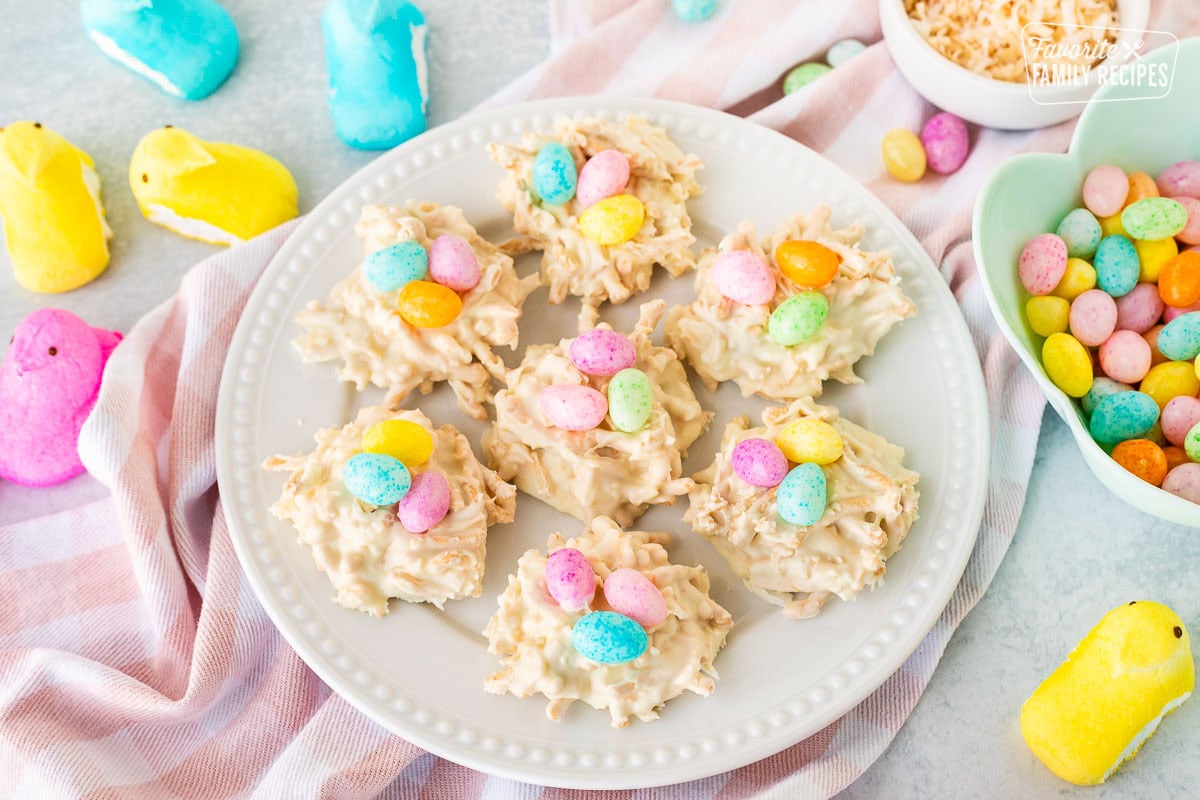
4;1;1197;797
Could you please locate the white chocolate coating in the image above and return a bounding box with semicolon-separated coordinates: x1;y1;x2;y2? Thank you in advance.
686;399;919;619
292;201;540;420
265;404;516;615
484;516;733;727
484;300;712;526
665;206;916;401
488;116;702;307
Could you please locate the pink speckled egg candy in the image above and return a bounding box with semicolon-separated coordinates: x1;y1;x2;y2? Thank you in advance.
1099;330;1152;384
569;329;637;376
428;234;481;291
731;437;788;487
396;470;451;534
1114;283;1165;334
920;112;969;175
1069;289;1118;346
1082;164;1129;218
712;250;777;306
576;149;631;209
1162;396;1200;447
1019;233;1069;295
1172;198;1200;245
1163;462;1200;503
539;384;608;431
603;568;668;628
1157;161;1200;199
1163;299;1200;323
545;547;596;612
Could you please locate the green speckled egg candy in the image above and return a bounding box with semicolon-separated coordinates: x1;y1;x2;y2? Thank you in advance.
768;292;829;346
1121;197;1188;241
607;367;652;432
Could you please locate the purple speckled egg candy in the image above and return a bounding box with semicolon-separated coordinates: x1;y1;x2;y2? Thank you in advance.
1098;330;1152;384
1163;299;1200;323
428;234;481;291
1172;198;1200;245
1083;164;1129;218
603;567;668;628
731;437;788;487
576;149;631;209
920;112;969;175
1157;161;1200;199
1162;396;1200;447
712;250;777;306
569;329;637;376
1163;462;1200;503
545;547;596;612
1114;283;1164;334
539;384;608;431
1019;233;1069;296
396;470;451;534
1069;289;1118;347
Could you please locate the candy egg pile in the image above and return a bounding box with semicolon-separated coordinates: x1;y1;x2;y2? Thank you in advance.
342;418;452;533
1021;160;1200;502
362;233;480;328
730;417;845;527
539;329;655;435
530;142;645;247
544;546;669;664
883;111;970;182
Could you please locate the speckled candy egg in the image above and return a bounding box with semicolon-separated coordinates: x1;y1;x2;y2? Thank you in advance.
428;234;480;291
1056;208;1102;260
343;452;411;506
1042;332;1094;398
362;418;433;467
397;280;463;327
363;240;427;292
1121;197;1188;242
607;368;653;433
1093;235;1140;298
1068;289;1117;347
603;568;668;628
396;470;450;533
776;462;827;526
1083;165;1128;218
1081;377;1130;415
1163;299;1200;323
579;194;645;246
571;611;648;664
783;62;831;94
673;0;717;22
576;149;631;209
777;418;843;464
1098;330;1152;384
532;142;577;205
1186;422;1200;463
539;384;608;431
881;128;926;182
1019;233;1068;296
826;38;865;67
768;292;829;346
1114;284;1164;334
920;112;969;175
545;547;596;612
1161;396;1200;447
731;437;788;487
712;249;777;305
569;329;637;377
1163;462;1200;502
1171;196;1200;245
1156;312;1200;361
1088;390;1159;445
1156;161;1200;199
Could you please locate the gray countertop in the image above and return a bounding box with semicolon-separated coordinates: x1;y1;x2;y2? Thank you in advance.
2;1;1197;797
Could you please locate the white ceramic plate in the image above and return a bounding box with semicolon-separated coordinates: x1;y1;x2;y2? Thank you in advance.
215;97;989;789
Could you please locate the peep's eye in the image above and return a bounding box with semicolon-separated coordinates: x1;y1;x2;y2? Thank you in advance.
1176;626;1184;639
48;347;57;356
141;173;149;183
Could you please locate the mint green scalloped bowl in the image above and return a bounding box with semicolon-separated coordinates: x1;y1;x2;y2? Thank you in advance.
973;37;1199;526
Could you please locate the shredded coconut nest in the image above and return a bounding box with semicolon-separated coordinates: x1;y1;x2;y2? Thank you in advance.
484;516;733;727
665;206;916;403
292;201;540;420
265;404;516;615
484;300;712;526
488;116;703;307
904;0;1118;82
686;399;920;620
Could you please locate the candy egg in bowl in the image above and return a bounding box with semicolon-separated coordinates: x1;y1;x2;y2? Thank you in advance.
974;37;1200;526
880;0;1149;129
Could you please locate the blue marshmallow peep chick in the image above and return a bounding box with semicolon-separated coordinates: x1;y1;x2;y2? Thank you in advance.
322;0;430;150
82;0;240;101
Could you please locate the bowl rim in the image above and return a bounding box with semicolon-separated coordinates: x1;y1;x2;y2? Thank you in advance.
879;0;1151;99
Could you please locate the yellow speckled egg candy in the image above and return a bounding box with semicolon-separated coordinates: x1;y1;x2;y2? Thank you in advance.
578;193;645;245
362;419;433;467
1042;332;1094;397
776;418;843;464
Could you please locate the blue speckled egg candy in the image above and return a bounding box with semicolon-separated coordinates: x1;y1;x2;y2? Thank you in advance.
1056;208;1102;260
1088;391;1160;445
363;240;428;292
673;0;717;22
1081;377;1131;416
572;611;648;664
776;462;827;526
1093;235;1140;297
1157;312;1200;361
343;452;411;506
532;142;577;205
827;38;866;67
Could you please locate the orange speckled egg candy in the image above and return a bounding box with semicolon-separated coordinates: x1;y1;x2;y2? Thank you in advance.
774;240;841;288
1164;445;1190;472
1158;251;1200;308
1111;439;1169;486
